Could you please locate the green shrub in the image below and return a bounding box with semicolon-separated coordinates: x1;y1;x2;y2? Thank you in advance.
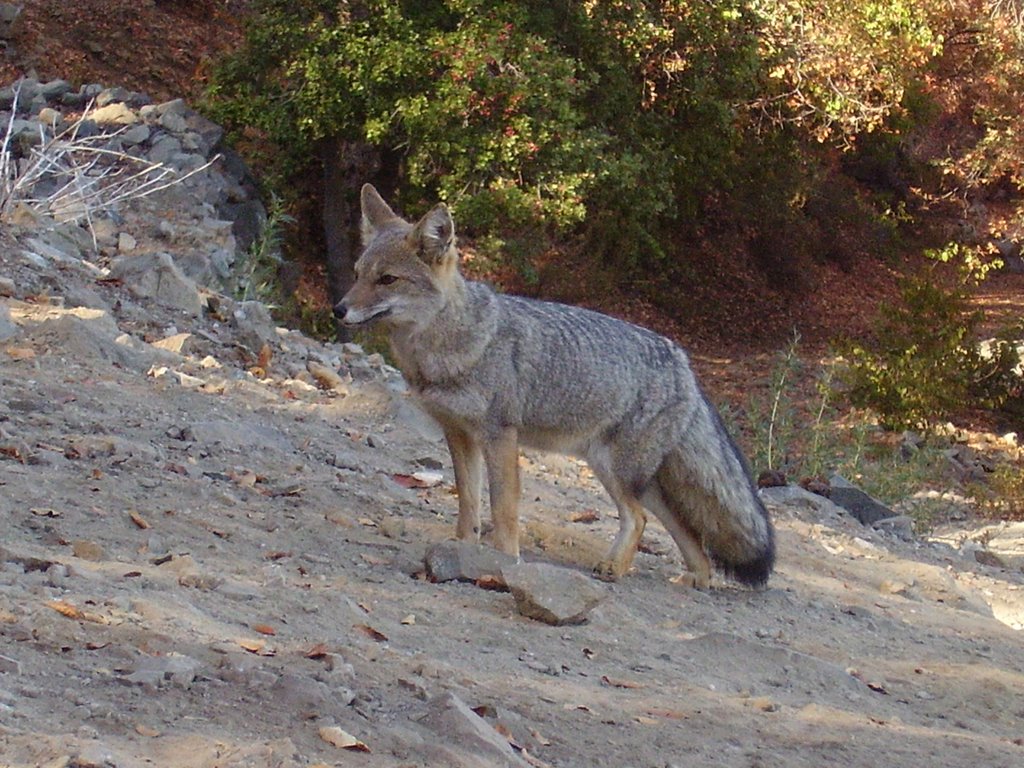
838;263;1022;430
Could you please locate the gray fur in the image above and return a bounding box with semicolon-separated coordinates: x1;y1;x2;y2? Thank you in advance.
337;184;775;587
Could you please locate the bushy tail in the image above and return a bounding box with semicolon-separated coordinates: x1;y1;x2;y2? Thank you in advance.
655;406;775;587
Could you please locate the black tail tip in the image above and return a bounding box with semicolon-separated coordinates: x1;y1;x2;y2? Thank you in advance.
716;541;776;588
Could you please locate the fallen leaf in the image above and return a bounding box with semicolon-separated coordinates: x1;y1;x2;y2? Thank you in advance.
257;343;273;372
635;716;660;725
4;346;36;360
135;724;161;738
252;623;277;636
305;642;329;659
318;726;370;752
0;445;24;462
866;681;890;695
360;553;390;566
265;551;292;560
475;574;508;591
644;707;689;720
237;638;268;655
128;510;151;529
358;517;378;527
570;509;600;524
354;624;388;643
600;675;644;689
30;507;62;518
400;614;416;625
48;601;84;619
390;471;443;489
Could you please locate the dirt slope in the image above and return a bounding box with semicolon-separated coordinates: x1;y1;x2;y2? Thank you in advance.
2;212;1024;768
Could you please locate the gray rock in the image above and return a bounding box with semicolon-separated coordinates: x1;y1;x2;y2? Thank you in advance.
147;134;182;165
120;123;151;146
872;515;916;541
95;86;133;108
759;484;847;521
425;541;518;585
502;562;606;625
232;299;279;352
0;303;16;341
109;251;204;316
160;109;189;134
413;692;531;768
39;79;72;100
123;652;201;688
0;653;21;674
828;474;896;526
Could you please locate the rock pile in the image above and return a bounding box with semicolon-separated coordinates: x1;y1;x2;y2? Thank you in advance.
0;75;265;296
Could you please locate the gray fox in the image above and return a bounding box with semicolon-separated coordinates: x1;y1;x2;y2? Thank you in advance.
335;185;775;587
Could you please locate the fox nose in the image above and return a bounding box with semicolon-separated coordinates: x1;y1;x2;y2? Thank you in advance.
332;302;348;320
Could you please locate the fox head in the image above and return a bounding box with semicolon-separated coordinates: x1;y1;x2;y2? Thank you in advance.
334;184;461;330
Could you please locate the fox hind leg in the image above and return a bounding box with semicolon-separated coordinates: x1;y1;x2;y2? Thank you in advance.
641;485;711;588
587;454;648;581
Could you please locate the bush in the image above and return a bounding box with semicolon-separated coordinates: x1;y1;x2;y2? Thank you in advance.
839;267;1022;430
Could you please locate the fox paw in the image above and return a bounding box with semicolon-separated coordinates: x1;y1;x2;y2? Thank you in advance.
593;559;625;582
669;571;711;590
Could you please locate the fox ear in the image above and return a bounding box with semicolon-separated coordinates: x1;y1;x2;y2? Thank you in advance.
410;204;456;265
360;184;398;245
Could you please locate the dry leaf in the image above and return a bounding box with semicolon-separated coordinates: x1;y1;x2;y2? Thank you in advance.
600;675;644;689
635;716;660;725
570;509;600;524
237;638;275;656
318;726;370;752
354;624;388;643
128;510;151;529
135;724;161;738
252;623;277;636
358;517;378;527
644;707;689;720
305;642;329;659
4;346;36;360
48;600;84;620
400;614;416;625
529;728;552;746
30;507;62;518
257;343;273;372
475;574;508;591
390;472;443;489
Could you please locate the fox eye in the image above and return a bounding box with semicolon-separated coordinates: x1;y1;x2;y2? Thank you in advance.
377;274;399;285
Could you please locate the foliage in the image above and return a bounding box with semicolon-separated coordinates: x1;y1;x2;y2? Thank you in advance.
235;194;294;304
838;261;1023;431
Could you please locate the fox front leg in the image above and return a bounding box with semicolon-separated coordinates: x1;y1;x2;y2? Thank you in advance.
482;427;521;559
444;427;484;542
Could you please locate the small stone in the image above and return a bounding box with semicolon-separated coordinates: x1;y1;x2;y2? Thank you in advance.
502;562;606;626
0;654;21;674
71;540;105;561
424;541;517;585
117;232;137;252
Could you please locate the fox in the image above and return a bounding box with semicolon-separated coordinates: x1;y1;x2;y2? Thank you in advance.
335;184;775;588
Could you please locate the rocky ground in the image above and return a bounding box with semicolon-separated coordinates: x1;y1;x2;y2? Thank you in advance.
3;82;1024;768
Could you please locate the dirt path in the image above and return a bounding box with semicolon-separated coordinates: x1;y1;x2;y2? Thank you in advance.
3;229;1024;768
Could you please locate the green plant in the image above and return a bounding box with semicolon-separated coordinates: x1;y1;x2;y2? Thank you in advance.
235;195;294;304
748;331;802;473
837;254;1022;430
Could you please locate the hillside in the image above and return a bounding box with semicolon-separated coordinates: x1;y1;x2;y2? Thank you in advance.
2;94;1024;765
2;6;1024;767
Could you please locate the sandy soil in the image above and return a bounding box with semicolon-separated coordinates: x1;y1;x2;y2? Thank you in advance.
2;234;1024;768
